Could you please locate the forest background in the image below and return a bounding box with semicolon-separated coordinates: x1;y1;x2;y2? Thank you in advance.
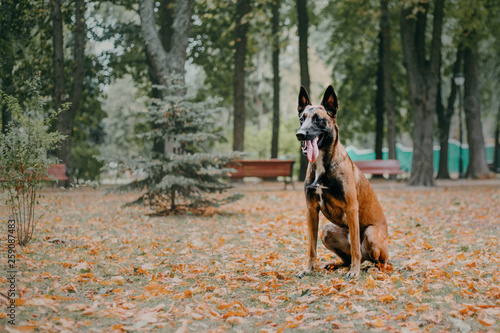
1;0;499;186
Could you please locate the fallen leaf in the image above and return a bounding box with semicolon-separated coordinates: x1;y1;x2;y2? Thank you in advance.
478;317;495;327
109;276;125;285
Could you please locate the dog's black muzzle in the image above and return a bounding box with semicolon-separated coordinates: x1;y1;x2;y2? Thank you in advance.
296;129;321;142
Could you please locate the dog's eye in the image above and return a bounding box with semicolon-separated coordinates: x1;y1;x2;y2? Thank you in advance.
314;117;325;125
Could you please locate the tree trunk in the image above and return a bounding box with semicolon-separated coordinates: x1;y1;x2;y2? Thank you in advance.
380;0;396;161
140;0;192;81
1;57;14;134
463;42;489;178
170;0;192;79
0;0;17;133
271;0;280;159
375;31;384;161
139;0;192;154
139;0;171;85
70;0;86;121
145;49;165;154
51;0;65;111
232;0;251;152
493;105;500;173
1;103;10;134
51;0;69;184
159;0;175;53
435;83;451;179
54;0;86;186
400;0;445;186
436;48;461;179
297;0;310;181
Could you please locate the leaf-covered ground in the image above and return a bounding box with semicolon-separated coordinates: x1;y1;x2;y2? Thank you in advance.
1;180;499;332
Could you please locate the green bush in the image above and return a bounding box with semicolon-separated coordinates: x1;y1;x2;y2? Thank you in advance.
0;79;65;246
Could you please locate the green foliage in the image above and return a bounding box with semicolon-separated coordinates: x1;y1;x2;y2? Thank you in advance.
190;0;271;106
1;1;108;179
104;77;243;214
320;0;410;144
244;117;300;158
0;79;66;246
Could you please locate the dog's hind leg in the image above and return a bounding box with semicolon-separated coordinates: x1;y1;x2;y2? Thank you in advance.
361;225;389;269
321;222;352;269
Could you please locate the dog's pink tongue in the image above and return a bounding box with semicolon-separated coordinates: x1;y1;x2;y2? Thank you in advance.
306;137;319;162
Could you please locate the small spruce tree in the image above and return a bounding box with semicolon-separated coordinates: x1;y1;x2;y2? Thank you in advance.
109;78;242;214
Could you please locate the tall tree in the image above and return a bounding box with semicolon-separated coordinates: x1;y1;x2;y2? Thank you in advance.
70;0;86;131
270;0;280;158
139;0;192;86
151;0;174;154
380;0;396;162
139;0;193;154
494;106;500;172
297;0;310;181
374;32;384;160
51;0;65;111
232;0;252;152
0;0;34;133
52;0;87;184
400;0;445;186
436;48;461;179
462;32;489;178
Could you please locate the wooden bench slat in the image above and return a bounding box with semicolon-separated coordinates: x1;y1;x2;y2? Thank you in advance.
354;160;403;175
47;163;68;181
227;159;295;189
228;159;295;178
0;163;68;182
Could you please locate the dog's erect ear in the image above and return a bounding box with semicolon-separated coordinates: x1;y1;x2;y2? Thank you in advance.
321;85;339;118
298;86;311;115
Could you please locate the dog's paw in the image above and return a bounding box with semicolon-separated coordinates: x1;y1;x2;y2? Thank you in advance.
295;270;309;279
296;266;315;278
322;262;348;271
345;265;360;278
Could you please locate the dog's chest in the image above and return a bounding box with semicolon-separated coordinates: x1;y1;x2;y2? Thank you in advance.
313;162;327;206
310;156;345;208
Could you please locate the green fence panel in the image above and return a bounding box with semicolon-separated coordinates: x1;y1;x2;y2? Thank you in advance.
345;141;496;174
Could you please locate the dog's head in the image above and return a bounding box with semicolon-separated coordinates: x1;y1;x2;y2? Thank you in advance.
296;85;339;163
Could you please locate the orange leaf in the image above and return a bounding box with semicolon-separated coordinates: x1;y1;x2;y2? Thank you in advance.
44;295;77;301
174;289;193;300
14;299;25;306
258;295;275;307
368;319;384;328
379;295;395;303
218;301;246;311
478;317;495;327
9;325;36;333
222;310;247;319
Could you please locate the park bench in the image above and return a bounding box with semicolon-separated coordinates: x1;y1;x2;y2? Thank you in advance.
47;163;69;181
353;159;403;176
0;164;68;181
227;159;295;189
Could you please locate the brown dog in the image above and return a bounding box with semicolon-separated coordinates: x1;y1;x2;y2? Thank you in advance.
295;85;389;278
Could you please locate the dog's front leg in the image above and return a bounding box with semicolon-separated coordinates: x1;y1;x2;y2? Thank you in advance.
346;201;361;278
296;206;319;278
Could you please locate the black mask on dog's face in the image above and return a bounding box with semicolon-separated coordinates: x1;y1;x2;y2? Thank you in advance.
296;86;339;162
